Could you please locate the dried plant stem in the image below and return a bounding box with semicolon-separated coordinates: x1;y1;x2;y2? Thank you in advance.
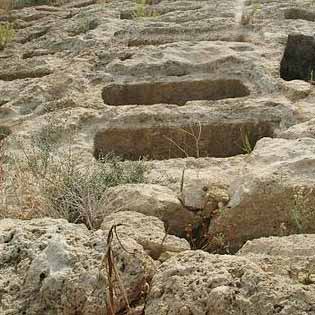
163;135;189;158
164;122;202;158
98;224;134;314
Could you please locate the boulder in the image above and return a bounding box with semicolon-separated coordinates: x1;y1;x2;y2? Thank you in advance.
100;183;199;237
238;234;315;257
101;211;190;260
0;218;155;315
282;79;311;102
145;156;245;211
145;249;315;315
99;156;246;240
208;137;315;252
238;234;315;293
278;118;315;139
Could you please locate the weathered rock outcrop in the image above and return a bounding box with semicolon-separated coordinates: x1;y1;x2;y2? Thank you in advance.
282;80;312;102
278;118;315;139
208;137;315;252
99;184;195;236
2;0;315;313
0;218;156;315
145;248;315;315
101;211;190;260
1;218;315;315
145;156;245;210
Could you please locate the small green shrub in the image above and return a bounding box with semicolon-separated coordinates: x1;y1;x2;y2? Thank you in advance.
0;23;15;50
0;126;11;141
290;187;315;233
241;132;253;154
43;153;146;228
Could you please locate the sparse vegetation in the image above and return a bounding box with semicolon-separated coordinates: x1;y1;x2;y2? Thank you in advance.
309;69;315;84
241;3;262;25
1;117;146;228
164;122;202;158
291;186;315;233
0;126;11;141
133;0;159;18
241;130;254;154
98;224;133;315
0;23;15;51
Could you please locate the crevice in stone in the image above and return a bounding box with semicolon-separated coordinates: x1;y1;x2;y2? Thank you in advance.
0;125;12;141
121;4;200;20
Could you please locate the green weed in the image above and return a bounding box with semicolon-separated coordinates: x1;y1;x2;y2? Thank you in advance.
0;23;15;50
241;131;254;154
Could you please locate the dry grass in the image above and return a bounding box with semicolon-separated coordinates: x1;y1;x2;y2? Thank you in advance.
163;122;202;158
0;118;146;226
0;23;15;50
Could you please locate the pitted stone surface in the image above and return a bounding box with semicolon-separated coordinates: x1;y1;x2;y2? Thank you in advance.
145;249;315;315
0;218;155;315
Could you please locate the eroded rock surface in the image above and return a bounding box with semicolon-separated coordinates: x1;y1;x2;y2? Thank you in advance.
0;218;155;315
278;118;315;139
2;0;315;313
145;248;315;315
100;184;195;236
208;137;315;252
238;234;315;257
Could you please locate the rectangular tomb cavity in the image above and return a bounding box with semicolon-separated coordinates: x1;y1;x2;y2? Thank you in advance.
284;8;315;22
280;34;315;81
94;122;274;160
102;79;250;106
